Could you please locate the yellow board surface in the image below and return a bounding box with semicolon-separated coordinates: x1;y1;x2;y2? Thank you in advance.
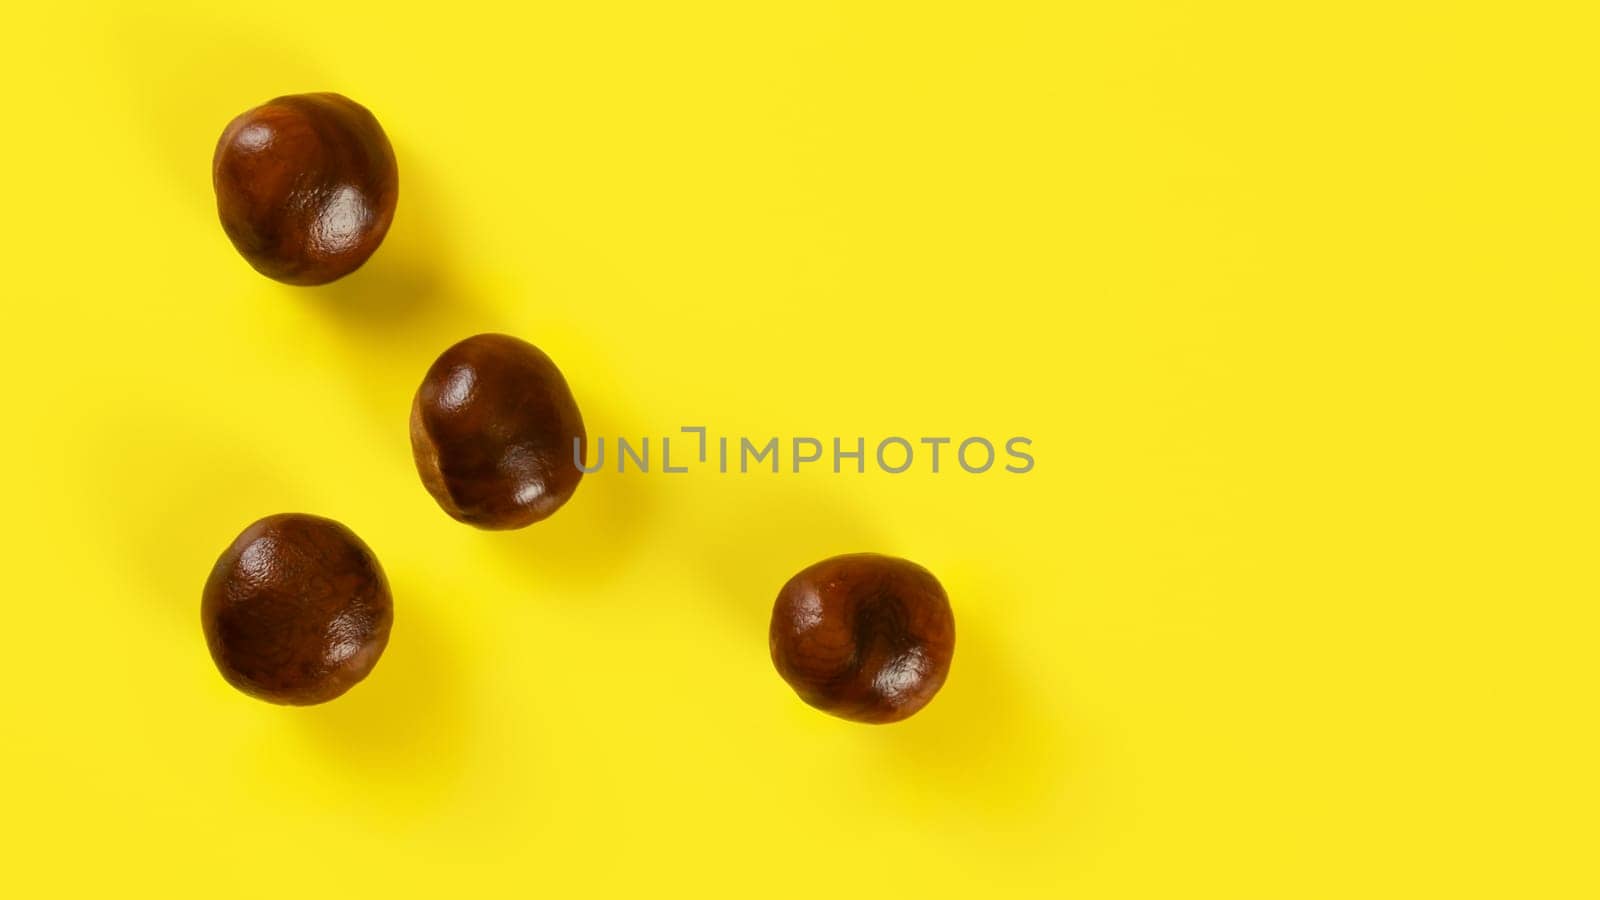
1;2;1595;896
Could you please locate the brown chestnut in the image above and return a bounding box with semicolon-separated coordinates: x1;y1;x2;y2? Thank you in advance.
213;92;398;285
769;553;956;724
410;333;587;529
202;513;393;705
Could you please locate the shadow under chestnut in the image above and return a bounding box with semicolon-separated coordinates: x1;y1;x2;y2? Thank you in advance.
120;17;505;450
868;576;1076;825
482;394;663;596
293;592;476;818
687;489;1075;823
302;147;505;426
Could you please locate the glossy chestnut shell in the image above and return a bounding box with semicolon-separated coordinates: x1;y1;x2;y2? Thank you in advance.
202;513;393;705
410;333;587;529
212;92;398;285
769;553;956;724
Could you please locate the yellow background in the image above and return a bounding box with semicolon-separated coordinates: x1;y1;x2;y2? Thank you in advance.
2;2;1596;896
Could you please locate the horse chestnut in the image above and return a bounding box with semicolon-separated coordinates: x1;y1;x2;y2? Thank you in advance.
212;92;398;284
410;333;587;529
202;513;393;705
769;553;956;723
